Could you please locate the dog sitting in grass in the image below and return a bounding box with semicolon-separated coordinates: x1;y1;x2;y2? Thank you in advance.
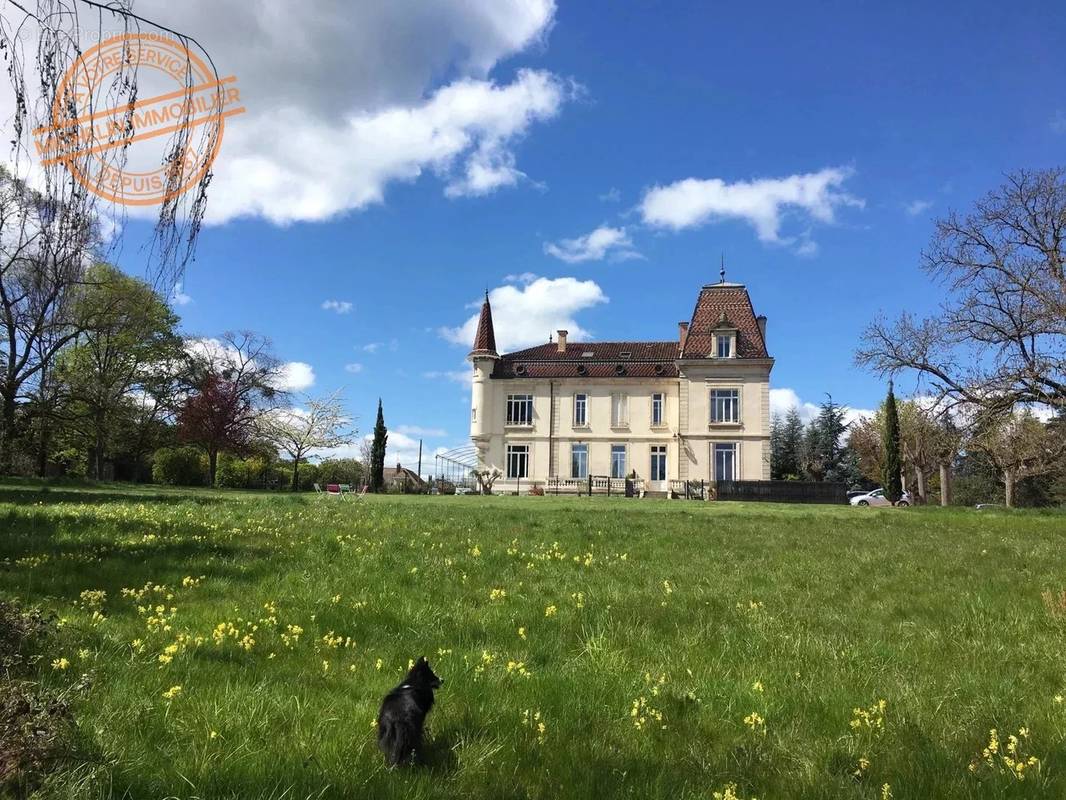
377;657;443;766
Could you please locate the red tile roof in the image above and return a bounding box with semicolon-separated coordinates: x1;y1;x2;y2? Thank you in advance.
493;341;680;379
680;283;769;359
469;294;498;356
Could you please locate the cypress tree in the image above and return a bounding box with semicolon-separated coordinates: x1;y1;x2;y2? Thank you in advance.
370;398;388;493
881;381;903;503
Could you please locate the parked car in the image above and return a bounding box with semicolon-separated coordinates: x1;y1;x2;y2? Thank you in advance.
850;488;912;507
454;486;474;495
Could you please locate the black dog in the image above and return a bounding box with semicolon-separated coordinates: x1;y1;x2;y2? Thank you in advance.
377;657;443;766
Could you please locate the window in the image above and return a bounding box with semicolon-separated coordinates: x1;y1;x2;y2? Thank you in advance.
710;388;740;423
714;443;737;481
506;445;529;479
610;445;627;479
573;393;588;427
611;393;629;427
650;445;667;481
471;406;477;423
506;394;533;425
651;393;664;426
716;334;733;358
571;443;588;479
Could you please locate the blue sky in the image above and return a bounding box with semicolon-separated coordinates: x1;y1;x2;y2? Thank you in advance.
110;0;1066;470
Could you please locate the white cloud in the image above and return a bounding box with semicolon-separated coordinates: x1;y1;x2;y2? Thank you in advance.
503;271;538;284
344;363;364;374
276;361;316;392
361;343;382;353
170;283;192;306
770;387;873;427
322;300;353;314
45;1;566;225
396;424;449;437
544;225;640;263
440;276;607;352
424;363;474;387
903;199;932;217
639;167;863;249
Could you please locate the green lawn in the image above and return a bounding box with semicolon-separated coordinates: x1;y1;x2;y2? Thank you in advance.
2;481;1065;799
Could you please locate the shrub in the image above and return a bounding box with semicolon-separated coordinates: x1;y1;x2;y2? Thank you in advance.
316;458;365;488
152;446;208;486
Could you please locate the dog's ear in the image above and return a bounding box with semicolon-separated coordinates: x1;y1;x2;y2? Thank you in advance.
419;656;428;664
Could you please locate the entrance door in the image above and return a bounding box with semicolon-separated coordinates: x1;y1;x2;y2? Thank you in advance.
649;445;668;492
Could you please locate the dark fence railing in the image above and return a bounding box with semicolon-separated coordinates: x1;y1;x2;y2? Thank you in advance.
715;479;847;505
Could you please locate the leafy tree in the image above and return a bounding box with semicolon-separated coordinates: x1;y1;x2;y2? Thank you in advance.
369;399;387;493
180;331;286;485
260;391;357;490
881;383;904;503
857;168;1066;417
969;409;1066;507
54;264;183;479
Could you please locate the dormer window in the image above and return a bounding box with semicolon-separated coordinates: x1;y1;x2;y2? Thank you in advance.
715;333;735;358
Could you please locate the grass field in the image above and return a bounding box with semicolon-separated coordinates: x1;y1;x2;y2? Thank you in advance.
2;481;1065;799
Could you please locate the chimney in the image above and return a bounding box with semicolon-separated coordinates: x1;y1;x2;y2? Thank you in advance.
678;322;689;351
556;329;568;353
756;315;767;345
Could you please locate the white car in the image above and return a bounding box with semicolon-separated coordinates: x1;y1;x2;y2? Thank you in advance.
850;488;911;507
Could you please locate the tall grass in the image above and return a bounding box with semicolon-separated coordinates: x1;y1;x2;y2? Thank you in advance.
1;482;1064;799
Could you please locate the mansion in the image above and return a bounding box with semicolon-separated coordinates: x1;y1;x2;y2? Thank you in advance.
468;275;774;493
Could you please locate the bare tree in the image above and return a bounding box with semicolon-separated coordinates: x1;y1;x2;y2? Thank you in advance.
260;391;357;490
856;168;1066;417
969;409;1066;508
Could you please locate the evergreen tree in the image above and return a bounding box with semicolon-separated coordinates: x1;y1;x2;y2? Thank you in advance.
369;398;388;492
800;395;849;481
881;381;904;503
779;407;804;479
770;414;785;479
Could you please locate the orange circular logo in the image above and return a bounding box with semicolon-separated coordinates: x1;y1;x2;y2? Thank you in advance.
34;33;244;206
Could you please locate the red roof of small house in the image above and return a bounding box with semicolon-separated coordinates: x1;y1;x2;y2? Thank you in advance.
679;282;769;359
468;294;498;357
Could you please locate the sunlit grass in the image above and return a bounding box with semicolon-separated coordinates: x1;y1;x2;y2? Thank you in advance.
2;481;1064;799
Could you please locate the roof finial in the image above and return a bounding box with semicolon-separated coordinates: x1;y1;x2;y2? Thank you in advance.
719;253;726;283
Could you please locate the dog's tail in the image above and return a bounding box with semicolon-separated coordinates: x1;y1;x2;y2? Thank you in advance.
377;718;410;767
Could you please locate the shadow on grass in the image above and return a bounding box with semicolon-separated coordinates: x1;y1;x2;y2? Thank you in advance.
0;484;226;507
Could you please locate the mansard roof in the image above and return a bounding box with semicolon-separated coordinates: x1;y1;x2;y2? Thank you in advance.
679;282;769;359
493;341;679;379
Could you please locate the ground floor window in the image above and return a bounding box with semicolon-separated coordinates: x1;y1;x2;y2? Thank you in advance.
650;445;667;481
506;445;529;479
571;443;588;479
714;443;737;481
610;444;627;478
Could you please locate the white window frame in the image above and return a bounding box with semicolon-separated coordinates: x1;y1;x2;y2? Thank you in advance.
651;392;664;427
573;393;588;428
610;444;627;479
506;394;534;426
715;333;735;359
571;443;589;479
611;393;629;427
650;445;668;481
506;444;529;479
713;442;739;481
710;388;741;424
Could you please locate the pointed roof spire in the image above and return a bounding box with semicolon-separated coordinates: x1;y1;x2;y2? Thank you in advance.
468;292;499;359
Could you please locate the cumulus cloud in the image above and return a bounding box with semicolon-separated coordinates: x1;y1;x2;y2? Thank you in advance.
544;225;640;263
170;283;192;306
903;199;932;217
46;1;566;225
440;276;607;352
276;361;316;392
640;167;863;248
322;300;353;314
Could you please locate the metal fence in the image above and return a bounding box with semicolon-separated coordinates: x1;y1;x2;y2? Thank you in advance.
715;479;847;505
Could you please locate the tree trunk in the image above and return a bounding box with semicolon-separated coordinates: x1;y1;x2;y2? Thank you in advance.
291;458;300;491
939;461;951;507
209;448;218;487
0;391;16;474
37;423;50;478
1003;468;1016;508
914;467;926;504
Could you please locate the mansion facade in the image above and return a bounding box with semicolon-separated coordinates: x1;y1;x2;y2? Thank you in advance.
467;276;774;493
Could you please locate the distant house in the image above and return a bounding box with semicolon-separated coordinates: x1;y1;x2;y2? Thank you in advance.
382;463;426;493
467;272;774;493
